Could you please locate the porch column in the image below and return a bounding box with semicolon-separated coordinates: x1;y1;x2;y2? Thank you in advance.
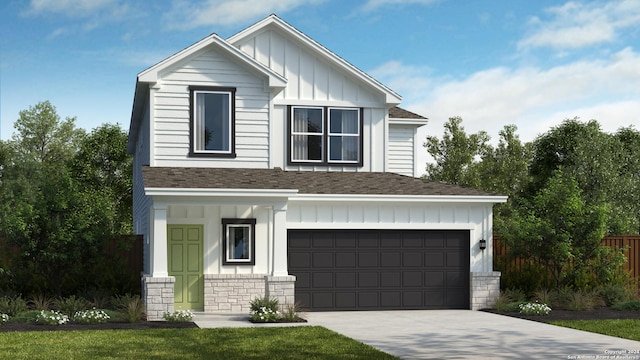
272;201;288;276
150;203;168;277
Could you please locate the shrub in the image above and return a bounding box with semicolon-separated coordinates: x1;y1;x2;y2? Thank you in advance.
112;294;145;323
280;302;305;322
163;310;193;322
502;288;527;303
519;302;551;316
494;289;527;311
0;295;28;316
53;295;91;317
566;290;604;311
249;296;280;323
532;289;553;305
28;293;54;310
612;300;640;311
10;310;40;323
598;284;635;306
36;310;69;325
80;288;112;309
0;313;8;325
73;308;110;324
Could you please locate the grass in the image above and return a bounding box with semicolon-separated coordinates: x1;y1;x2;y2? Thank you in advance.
550;319;640;341
0;326;397;360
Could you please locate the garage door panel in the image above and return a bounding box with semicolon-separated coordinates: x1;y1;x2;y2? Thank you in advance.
312;253;333;267
312;272;333;288
289;230;469;311
403;252;423;267
381;252;401;267
424;272;445;287
358;252;378;267
425;253;444;267
289;253;311;267
335;293;356;308
335;272;356;287
359;272;379;287
381;292;401;307
381;272;400;287
336;252;356;267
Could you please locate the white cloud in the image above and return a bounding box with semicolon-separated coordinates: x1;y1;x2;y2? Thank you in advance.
518;0;640;50
27;0;126;18
164;0;325;30
377;48;640;175
360;0;440;12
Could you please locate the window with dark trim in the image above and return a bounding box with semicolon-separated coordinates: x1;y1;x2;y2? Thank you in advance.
222;218;256;265
288;106;363;166
189;86;236;157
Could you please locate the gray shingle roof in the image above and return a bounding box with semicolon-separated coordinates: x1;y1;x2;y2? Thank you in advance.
389;106;427;119
142;166;494;196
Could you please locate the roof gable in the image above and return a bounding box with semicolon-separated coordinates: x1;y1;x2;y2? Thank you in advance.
228;14;402;106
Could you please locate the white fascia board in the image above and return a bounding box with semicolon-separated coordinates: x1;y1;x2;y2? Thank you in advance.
286;222;478;230
228;15;402;105
145;187;298;198
389;117;429;127
137;34;287;89
290;194;508;204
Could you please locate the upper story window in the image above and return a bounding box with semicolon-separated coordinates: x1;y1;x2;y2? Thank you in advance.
189;86;236;158
289;106;362;166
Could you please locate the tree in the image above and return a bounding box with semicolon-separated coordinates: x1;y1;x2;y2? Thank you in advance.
613;126;640;233
530;118;637;234
0;101;123;295
71;124;133;233
423;117;490;186
501;170;620;288
11;101;85;164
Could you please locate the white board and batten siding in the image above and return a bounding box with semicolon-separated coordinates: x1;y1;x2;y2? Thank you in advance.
286;201;495;273
233;29;390;173
151;48;272;168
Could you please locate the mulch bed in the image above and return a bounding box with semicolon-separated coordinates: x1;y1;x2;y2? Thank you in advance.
483;307;640;323
0;321;198;332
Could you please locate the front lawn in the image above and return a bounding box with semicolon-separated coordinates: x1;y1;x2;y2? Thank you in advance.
550;319;640;341
0;326;397;360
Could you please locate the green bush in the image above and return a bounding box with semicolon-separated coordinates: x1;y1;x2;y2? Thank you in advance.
53;296;91;317
73;309;110;324
566;290;604;311
612;300;640;311
10;310;40;323
533;289;553;304
28;293;54;310
280;302;305;322
249;296;280;322
0;295;28;316
519;302;552;316
35;310;69;325
111;294;145;323
502;288;527;302
163;310;193;323
597;283;635;306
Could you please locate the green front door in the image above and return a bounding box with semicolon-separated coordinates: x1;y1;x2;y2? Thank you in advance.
168;225;204;310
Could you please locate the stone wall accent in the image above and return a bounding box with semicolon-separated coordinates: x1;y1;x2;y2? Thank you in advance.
266;275;296;306
142;275;175;321
470;271;501;310
204;274;296;313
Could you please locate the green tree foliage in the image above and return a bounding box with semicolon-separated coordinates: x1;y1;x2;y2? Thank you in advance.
0;101;134;295
502;170;621;288
71;124;133;234
423;116;490;185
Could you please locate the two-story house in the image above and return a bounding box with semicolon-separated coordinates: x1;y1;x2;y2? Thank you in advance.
127;14;507;320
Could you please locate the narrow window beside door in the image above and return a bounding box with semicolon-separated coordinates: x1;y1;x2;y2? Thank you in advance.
222;218;256;265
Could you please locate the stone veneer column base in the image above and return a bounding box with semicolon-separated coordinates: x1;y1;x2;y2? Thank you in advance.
142;275;175;321
470;271;501;310
204;274;296;313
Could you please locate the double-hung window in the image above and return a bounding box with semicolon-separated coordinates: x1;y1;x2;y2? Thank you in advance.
289;106;362;166
222;219;256;265
189;86;236;157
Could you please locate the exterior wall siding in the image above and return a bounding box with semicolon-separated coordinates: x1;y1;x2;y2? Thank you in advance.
133;101;152;273
152;49;271;168
388;125;415;176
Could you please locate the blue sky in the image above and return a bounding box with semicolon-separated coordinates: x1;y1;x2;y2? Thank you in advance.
1;0;639;170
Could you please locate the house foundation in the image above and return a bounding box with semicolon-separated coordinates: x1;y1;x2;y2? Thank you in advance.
204;274;296;313
470;271;501;310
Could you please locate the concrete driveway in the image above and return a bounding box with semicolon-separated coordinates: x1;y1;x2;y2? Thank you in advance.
306;310;640;360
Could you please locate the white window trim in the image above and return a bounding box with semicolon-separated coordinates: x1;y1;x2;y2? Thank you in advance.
222;218;256;266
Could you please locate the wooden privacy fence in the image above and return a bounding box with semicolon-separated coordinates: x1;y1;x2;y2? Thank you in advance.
494;234;640;279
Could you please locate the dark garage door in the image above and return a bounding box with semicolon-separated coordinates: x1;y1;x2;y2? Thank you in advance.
288;230;470;311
